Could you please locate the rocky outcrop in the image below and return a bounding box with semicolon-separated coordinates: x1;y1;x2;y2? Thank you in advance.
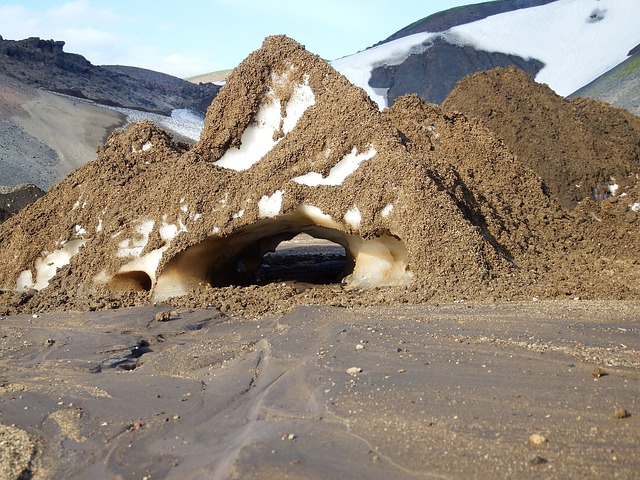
0;36;219;115
0;184;45;223
369;36;543;105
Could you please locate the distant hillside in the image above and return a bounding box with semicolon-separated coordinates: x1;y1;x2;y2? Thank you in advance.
333;0;640;114
569;46;640;116
186;69;233;85
0;36;219;115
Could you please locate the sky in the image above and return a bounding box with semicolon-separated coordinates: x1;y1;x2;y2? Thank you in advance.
0;0;483;78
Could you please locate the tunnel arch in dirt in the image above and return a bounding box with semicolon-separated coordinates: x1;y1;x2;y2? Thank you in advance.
151;208;413;302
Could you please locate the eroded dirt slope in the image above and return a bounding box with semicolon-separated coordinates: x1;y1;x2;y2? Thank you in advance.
442;66;640;210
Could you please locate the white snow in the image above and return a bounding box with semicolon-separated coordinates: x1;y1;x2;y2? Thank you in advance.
282;74;315;133
214;70;315;171
380;204;394;218
332;32;437;109
232;210;245;219
344;206;362;229
159;221;179;242
298;204;340;229
258;190;284;218
332;0;640;108
119;107;204;142
16;239;86;291
116;220;154;258
631;202;640;213
116;247;166;285
293;145;377;186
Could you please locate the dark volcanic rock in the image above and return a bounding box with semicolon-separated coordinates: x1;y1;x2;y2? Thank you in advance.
0;183;45;223
0;37;219;115
369;36;544;105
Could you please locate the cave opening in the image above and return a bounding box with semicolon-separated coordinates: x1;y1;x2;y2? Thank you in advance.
150;212;412;302
255;233;347;285
108;270;153;292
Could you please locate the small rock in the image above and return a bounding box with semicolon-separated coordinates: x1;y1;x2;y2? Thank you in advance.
346;367;362;376
282;433;296;440
355;344;364;351
528;454;547;465
613;407;629;419
155;310;172;322
131;420;143;430
529;433;548;446
591;367;607;378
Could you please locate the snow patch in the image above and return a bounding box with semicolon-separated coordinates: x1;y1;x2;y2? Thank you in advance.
214;70;315;171
298;204;340;229
258;190;284;218
332;32;436;109
380;204;394;218
631;202;640;213
282;74;315;133
343;235;413;289
333;0;640;105
16;239;86;291
293;145;377;186
344;206;362;229
116;220;154;258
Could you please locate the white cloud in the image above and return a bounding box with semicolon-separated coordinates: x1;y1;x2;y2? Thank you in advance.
46;0;120;25
0;1;219;77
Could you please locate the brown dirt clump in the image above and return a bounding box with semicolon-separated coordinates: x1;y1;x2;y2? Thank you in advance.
0;37;638;318
442;66;640;210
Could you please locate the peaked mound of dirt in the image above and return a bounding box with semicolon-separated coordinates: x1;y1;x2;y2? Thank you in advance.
442;66;640;210
0;37;638;317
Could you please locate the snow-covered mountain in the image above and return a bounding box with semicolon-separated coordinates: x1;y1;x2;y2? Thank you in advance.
332;0;640;110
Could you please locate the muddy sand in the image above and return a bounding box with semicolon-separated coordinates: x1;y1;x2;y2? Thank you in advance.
1;301;638;479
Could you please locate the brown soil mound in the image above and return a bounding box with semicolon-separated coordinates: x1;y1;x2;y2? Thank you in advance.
442;66;640;210
0;37;638;318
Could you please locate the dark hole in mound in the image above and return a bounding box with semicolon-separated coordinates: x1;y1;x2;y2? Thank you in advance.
108;270;153;292
255;234;347;285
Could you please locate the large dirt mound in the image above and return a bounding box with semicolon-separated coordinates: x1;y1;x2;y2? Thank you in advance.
442;66;640;210
0;37;638;317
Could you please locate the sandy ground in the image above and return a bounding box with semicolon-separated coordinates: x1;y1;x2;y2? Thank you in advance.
1;299;638;479
13;90;125;182
0;72;125;189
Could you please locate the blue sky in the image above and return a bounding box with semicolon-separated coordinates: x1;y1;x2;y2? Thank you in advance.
0;0;483;78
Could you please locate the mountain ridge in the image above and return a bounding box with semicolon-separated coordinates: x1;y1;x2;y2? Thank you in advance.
0;35;219;115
